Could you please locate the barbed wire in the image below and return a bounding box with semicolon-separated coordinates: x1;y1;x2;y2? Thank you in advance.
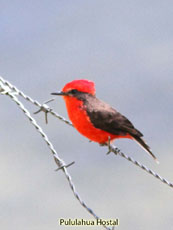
1;76;173;229
109;145;173;187
2;76;171;190
0;76;113;230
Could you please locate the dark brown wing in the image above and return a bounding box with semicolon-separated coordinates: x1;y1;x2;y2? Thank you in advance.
80;94;157;162
84;95;143;137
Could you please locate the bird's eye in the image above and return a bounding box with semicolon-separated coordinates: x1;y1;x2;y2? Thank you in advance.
70;89;78;94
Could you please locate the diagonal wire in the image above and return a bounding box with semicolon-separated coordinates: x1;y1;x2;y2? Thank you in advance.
109;145;173;188
0;77;113;230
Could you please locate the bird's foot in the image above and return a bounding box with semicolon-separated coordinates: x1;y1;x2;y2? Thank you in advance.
99;137;120;155
99;137;112;154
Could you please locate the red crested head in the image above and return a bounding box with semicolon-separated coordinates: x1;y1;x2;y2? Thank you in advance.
62;79;95;95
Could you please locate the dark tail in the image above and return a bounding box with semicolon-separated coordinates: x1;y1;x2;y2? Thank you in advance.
133;136;159;164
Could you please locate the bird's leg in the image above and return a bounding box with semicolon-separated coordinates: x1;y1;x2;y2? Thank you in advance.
106;136;112;155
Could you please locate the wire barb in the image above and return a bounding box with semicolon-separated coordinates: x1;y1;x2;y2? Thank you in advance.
55;161;75;171
34;98;54;124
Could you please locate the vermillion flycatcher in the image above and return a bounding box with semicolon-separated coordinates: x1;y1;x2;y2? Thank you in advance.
52;79;157;162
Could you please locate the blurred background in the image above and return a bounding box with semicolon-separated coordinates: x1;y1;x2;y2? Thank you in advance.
0;1;173;229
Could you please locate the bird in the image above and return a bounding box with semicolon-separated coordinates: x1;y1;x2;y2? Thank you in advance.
52;79;157;162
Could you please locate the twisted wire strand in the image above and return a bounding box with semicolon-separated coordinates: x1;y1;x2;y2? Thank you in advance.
0;81;112;230
109;146;173;188
0;76;73;127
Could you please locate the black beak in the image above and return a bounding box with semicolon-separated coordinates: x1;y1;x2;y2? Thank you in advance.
51;91;67;96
